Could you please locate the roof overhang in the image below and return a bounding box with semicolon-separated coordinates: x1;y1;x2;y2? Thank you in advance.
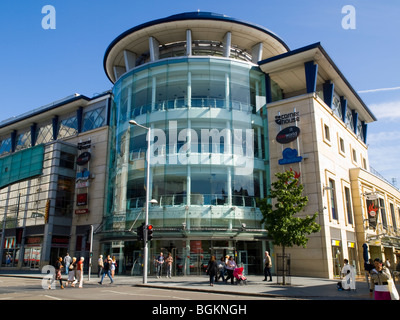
259;42;377;123
104;12;290;83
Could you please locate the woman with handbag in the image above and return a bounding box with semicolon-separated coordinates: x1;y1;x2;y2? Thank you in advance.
370;258;399;300
53;257;64;289
66;257;77;287
206;256;218;286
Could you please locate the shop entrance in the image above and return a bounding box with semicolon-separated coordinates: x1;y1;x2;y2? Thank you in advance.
331;240;343;277
211;246;235;262
23;247;41;269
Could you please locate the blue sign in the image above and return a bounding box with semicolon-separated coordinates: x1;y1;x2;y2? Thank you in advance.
278;148;302;165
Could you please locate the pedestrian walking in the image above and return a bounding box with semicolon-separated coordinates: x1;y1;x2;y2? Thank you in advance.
66;257;77;287
165;252;173;279
263;251;272;282
76;257;84;288
51;257;64;289
64;253;72;275
98;255;104;277
216;257;225;282
370;258;399;300
396;260;400;283
155;252;164;278
364;259;373;289
386;258;393;277
98;257;114;285
225;256;237;285
111;256;117;278
206;255;218;287
340;259;355;290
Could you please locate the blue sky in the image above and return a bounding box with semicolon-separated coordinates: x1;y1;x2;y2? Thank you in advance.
0;0;399;186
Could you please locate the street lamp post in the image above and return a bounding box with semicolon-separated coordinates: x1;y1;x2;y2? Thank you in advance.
129;120;154;284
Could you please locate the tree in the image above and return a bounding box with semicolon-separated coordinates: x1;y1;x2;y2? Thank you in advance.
259;170;320;284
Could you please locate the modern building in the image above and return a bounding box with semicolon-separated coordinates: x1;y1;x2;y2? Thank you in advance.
1;12;400;278
0;92;111;270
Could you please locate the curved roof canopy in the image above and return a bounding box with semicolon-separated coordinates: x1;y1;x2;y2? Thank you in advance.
104;12;290;83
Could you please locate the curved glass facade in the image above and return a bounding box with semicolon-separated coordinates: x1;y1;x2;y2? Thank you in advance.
106;57;268;236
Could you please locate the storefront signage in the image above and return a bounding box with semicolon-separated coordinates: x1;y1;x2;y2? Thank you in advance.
77;193;88;206
77;140;91;150
76;180;90;188
26;237;43;245
276;126;300;144
366;199;379;229
76;169;90;188
76;152;91;166
4;237;15;249
52;237;69;245
75;209;90;215
278;148;302;165
348;242;355;248
275;111;300;125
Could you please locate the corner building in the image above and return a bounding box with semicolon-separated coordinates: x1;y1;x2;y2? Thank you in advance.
102;12;400;278
102;12;289;276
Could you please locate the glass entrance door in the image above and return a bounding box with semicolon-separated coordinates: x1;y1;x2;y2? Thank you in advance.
24;247;41;269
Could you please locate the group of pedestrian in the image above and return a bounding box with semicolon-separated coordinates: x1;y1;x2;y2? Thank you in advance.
50;254;85;289
206;255;238;286
364;258;399;300
154;252;174;278
98;255;117;285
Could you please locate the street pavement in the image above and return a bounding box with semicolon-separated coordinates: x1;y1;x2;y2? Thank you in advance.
0;269;394;300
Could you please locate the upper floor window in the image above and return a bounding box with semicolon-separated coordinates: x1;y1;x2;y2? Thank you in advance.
0;137;12;156
36;123;53;145
332;94;342;119
58;114;78;139
352;148;357;163
15;131;31;152
339;137;345;154
329;179;337;220
390;203;397;231
357;119;364;141
59;152;75;170
324;124;330;142
344;187;353;225
379;198;387;229
345;108;354;131
83;106;106;132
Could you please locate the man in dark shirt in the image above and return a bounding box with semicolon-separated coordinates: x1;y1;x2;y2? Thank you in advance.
98;258;114;285
364;259;374;289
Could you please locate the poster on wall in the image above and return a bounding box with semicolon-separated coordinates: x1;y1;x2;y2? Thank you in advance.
77;193;88;206
366;199;379;229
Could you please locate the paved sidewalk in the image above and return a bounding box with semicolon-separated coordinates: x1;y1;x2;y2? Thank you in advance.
0;269;390;300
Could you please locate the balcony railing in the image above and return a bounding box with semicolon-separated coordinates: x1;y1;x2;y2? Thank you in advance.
130;98;256;118
127;194;257;209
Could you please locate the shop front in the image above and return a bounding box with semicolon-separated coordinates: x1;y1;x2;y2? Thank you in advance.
23;236;43;269
101;238;268;277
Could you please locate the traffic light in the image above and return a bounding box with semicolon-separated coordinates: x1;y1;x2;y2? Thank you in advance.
147;224;154;241
136;223;145;241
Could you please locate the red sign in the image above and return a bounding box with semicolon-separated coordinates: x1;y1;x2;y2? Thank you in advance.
75;209;90;215
276;126;300;144
76;152;91;166
77;193;88;206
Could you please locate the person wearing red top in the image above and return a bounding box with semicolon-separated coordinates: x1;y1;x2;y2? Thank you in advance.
76;257;84;288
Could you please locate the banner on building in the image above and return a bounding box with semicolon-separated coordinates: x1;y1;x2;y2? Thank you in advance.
366;199;379;229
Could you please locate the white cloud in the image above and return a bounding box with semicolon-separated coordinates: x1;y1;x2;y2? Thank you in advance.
369;100;400;121
367;130;400;144
358;86;400;94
